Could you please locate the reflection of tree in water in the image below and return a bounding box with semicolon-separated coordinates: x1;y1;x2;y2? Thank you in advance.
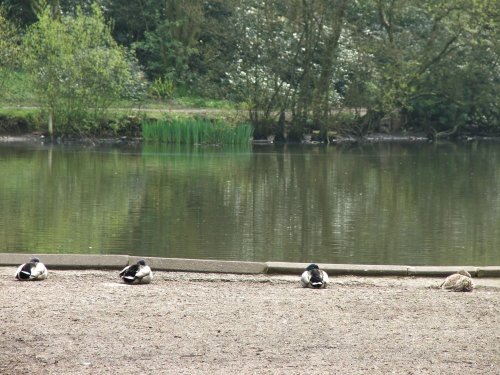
1;143;499;266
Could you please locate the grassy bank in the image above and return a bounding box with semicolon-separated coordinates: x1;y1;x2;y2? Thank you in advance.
0;69;248;137
0;98;249;139
0;108;43;134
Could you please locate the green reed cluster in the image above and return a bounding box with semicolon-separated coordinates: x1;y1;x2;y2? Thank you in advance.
141;118;253;145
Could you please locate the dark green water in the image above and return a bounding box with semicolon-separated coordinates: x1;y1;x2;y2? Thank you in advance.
1;141;499;266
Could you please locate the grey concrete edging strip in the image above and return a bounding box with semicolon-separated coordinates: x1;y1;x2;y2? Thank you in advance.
0;253;129;269
0;253;499;277
477;267;500;278
129;256;268;274
407;266;479;277
266;262;409;276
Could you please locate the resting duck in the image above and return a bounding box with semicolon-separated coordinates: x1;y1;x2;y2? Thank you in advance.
300;263;329;289
440;270;474;292
119;260;153;284
15;257;48;281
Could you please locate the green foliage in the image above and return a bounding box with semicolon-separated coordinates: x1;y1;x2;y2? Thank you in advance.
0;70;37;104
228;0;351;138
148;76;175;99
0;6;21;99
132;1;203;82
0;6;19;67
346;0;500;131
103;0;238;99
21;3;141;135
142;117;253;145
1;0;498;137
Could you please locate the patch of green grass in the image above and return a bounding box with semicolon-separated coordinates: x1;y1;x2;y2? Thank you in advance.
0;69;37;105
121;97;238;110
174;96;237;109
142;117;253;145
0;107;38;117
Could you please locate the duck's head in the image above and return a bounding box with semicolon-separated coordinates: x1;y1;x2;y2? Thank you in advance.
306;263;319;272
137;259;147;266
457;269;472;278
30;257;40;263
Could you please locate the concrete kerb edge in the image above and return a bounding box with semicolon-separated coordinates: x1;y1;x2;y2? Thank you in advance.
267;263;500;277
128;256;268;275
0;253;499;277
477;267;500;278
407;266;479;277
266;262;410;276
0;253;130;269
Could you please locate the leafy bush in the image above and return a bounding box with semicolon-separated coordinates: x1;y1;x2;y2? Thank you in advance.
149;76;175;99
22;3;141;135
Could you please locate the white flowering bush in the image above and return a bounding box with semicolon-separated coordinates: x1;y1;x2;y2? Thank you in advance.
227;0;355;139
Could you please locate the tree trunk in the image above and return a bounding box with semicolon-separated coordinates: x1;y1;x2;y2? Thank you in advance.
312;0;348;126
48;108;54;137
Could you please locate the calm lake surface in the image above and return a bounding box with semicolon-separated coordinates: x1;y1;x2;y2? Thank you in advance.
1;140;499;266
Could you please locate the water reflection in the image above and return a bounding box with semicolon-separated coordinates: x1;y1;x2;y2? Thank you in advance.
1;141;499;265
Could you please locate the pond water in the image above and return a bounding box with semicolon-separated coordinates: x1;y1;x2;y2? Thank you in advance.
1;140;499;266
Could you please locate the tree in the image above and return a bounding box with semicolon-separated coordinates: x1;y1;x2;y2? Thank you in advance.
229;0;349;140
2;0;497;137
124;0;204;83
22;3;140;135
103;0;237;97
0;5;20;98
348;0;500;134
0;0;38;26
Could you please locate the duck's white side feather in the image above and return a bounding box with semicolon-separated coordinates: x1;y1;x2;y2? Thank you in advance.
320;270;329;286
31;262;48;280
138;274;153;284
136;266;153;284
135;265;151;279
300;269;328;288
300;270;311;287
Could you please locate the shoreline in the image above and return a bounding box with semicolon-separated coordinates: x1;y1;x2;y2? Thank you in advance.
2;253;500;278
3;132;500;146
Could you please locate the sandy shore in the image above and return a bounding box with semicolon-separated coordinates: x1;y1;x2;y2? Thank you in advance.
1;267;499;374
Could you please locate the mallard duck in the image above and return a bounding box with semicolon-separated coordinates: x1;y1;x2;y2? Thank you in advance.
15;257;48;281
300;263;329;289
440;270;474;292
119;260;153;284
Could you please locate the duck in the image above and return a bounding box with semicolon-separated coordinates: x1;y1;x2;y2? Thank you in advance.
440;270;474;292
15;257;48;281
300;263;329;289
119;260;153;284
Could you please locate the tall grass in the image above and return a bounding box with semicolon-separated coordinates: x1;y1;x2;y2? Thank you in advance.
142;118;253;145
